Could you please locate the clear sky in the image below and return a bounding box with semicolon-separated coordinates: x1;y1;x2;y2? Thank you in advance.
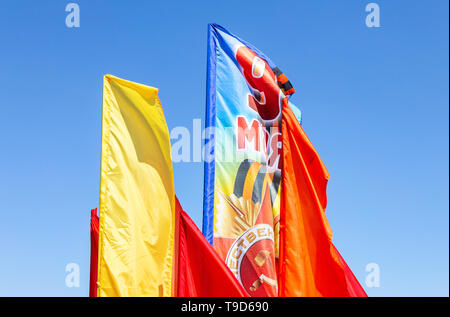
0;0;448;297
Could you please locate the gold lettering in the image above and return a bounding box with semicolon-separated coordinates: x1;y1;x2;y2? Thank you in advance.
228;259;238;270
246;232;256;243
232;248;242;259
237;239;246;249
257;228;266;237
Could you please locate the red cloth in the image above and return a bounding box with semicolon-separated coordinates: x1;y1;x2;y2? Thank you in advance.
89;208;99;297
90;201;247;297
278;102;367;296
176;197;248;297
332;244;367;297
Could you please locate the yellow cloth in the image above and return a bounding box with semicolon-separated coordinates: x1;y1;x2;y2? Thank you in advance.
98;75;175;296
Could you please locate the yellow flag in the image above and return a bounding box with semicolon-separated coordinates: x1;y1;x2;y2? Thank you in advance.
97;75;175;297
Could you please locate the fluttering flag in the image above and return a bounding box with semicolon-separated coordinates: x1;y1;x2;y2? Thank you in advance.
94;74;247;297
98;75;176;296
202;24;365;297
176;197;247;297
203;23;298;296
332;244;368;297
89;208;99;298
279;104;367;296
91;198;247;297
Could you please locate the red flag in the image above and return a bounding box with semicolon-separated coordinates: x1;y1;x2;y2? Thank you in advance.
176;197;248;297
278;102;366;296
332;244;367;297
89;208;99;297
90;201;246;297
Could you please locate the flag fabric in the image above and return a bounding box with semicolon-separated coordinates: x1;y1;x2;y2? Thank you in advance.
202;23;365;297
202;23;300;296
91;198;247;297
89;208;99;297
176;197;248;297
332;244;368;297
278;103;367;296
97;75;176;296
95;74;246;297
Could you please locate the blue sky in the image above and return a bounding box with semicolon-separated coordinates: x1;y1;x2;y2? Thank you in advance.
0;0;448;297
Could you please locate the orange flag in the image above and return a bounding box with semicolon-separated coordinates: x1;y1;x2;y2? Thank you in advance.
278;101;366;297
